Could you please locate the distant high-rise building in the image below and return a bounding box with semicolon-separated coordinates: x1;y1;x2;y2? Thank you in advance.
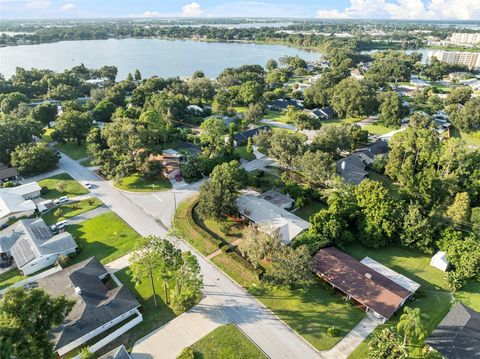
429;50;480;70
449;33;480;45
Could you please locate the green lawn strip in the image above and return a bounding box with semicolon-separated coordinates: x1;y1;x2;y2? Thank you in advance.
114;173;172;192
233;106;248;113
101;267;181;352
53;142;89;160
235;146;255;161
189;324;267;359
38;173;89;200
41;198;103;225
68;212;141;265
363;124;396;135
79;158;94;167
454;281;480;312
199;216;244;246
294;200;326;221
0;268;26;290
264;110;291;124
174;198;222;256
42;128;55;143
212;251;260;288
344;244;455;358
247;169;282;193
250;280;366;351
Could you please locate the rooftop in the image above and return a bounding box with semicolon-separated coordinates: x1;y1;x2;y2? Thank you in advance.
336;155;367;185
312;247;413;320
258;189;294;209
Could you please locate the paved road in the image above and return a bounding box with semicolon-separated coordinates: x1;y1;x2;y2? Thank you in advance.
56;154;321;359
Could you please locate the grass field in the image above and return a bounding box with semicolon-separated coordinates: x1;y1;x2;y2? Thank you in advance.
250;280;366;351
0;269;25;290
450;127;480;147
39;173;89;200
343;244;476;358
363;124;396;135
108;267;181;351
42;198;103;225
68;212;141;265
295;200;326;220
188;324;267;359
235;145;255;161
247;169;282;193
53;142;89;160
264;109;290;124
114;173;172;192
42;128;55;143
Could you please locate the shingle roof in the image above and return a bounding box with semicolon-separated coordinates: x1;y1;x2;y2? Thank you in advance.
336;155;367;184
0;192;36;220
268;99;304;110
37;257;140;351
97;345;131;359
232;126;270;145
0;164;19;181
356;140;389;160
427;303;480;359
312;247;413;320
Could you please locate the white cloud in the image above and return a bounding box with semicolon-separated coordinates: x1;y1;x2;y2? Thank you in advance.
317;0;480;20
181;2;203;17
142;10;162;17
25;0;51;9
60;2;75;11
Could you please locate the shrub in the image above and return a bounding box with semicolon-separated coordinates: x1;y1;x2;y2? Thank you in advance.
177;347;194;359
56;254;70;268
2;181;14;188
40;186;49;196
326;326;338;337
56;180;66;192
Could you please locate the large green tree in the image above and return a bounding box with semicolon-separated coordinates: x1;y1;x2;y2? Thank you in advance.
378;91;409;128
53;110;93;145
0;115;43;163
30;102;58;126
199;117;227;157
297;151;335;186
396;307;427;345
331;78;377;118
367;328;407;359
264;245;313;288
10;142;60;175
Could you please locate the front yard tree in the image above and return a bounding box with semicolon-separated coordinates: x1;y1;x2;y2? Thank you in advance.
53;110;93;145
199;117;227;157
445;86;472;105
331;78;376;118
367;328;407;359
0;115;43;163
297;151;335;186
264;245;313;288
197;160;247;221
239;225;281;268
378;91;409;128
30;101;58;126
286;106;320;131
396;307;427;345
268;131;303;171
0;287;74;359
174;251;203;310
10;142;60;176
446;192;471;226
400;203;435;253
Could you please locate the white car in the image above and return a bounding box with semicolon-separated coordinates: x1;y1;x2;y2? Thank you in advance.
54;196;69;205
51;220;68;232
84;182;92;189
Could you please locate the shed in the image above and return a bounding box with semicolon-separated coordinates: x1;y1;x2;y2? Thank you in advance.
430;251;449;272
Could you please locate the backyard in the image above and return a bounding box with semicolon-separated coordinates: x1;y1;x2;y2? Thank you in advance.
41;197;103;225
68;211;141;265
344;243;480;358
187;324;267;359
53;142;89;160
114;173;172;192
0;268;25;290
39;173;89;200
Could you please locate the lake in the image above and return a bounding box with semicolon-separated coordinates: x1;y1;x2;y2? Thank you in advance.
0;38;320;79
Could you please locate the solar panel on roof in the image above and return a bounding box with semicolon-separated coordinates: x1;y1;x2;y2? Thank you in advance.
11;237;36;268
30;223;51;240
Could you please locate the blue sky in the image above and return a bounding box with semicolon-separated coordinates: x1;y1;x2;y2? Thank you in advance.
0;0;479;20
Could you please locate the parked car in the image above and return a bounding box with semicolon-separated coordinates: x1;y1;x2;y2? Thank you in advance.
84;182;92;189
54;196;69;205
50;219;68;232
0;254;13;268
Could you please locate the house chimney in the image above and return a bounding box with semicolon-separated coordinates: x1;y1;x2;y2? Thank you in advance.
365;273;372;279
341;161;346;170
74;287;82;296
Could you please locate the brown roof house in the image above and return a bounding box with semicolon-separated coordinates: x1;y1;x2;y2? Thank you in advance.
0;163;19;183
148;149;181;180
312;247;420;322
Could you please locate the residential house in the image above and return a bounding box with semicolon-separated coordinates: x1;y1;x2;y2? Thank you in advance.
37;257;142;356
336;155;368;185
0;182;41;226
308;106;336;120
267;99;304;112
236;194;310;245
0;163;19;183
354;140;389;165
350;68;364;80
98;345;132;359
312;247;420;322
227;126;270;147
410;76;429;88
149;149;181;180
294;82;311;93
258;189;294;209
0;218;77;275
426;303;480;358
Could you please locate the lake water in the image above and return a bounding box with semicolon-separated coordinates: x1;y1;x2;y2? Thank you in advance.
0;38;320;80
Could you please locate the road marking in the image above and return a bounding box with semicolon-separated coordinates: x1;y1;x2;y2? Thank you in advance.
153;194;163;202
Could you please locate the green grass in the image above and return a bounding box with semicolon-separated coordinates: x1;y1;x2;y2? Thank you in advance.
38;173;89;200
42;128;55;143
79;158;94;167
363;124;396;135
68;212;141;265
53;142;89;160
233;106;248;113
235;146;255;161
106;267;181;351
188;324;267;359
264;109;291;124
250;280;366;351
450;127;480;147
247;169;281;193
454;281;480;312
212;251;260;288
114;173;172;192
294;200;326;221
41;198;103;225
0;269;26;290
344;244;460;358
367;170;403;200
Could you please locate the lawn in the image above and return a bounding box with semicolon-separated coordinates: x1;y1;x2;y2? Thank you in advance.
79;158;94;167
68;212;141;265
104;267;181;351
42;197;103;225
235;146;255;161
247;169;282;193
250;280;366;351
188;324;267;359
38;173;89;200
363;124;396;135
367;170;404;200
294;200;326;221
263;109;290;124
42;128;55;143
212;251;260;288
53;142;89;160
344;244;461;358
0;268;25;290
450;127;480;147
114;173;172;192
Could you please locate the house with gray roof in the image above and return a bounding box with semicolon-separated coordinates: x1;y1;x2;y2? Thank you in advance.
37;257;141;356
0;163;19;183
336;155;368;185
426;302;480;359
354;139;389;165
0;218;77;275
0;182;41;226
97;345;131;359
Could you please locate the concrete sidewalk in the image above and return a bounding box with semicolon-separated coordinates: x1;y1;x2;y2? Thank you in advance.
66;205;110;225
131;296;230;359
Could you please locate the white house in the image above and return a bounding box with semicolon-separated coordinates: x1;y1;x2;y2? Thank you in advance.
0;182;41;226
0;218;77;275
37;257;142;356
430;251;450;272
236;194;310;245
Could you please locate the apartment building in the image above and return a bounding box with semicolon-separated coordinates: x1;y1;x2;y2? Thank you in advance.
450;32;480;45
429;50;480;70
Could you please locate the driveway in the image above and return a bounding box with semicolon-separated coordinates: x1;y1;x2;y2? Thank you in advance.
56;153;321;359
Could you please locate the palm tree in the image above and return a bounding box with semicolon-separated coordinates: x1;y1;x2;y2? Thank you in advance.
396;306;427;345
